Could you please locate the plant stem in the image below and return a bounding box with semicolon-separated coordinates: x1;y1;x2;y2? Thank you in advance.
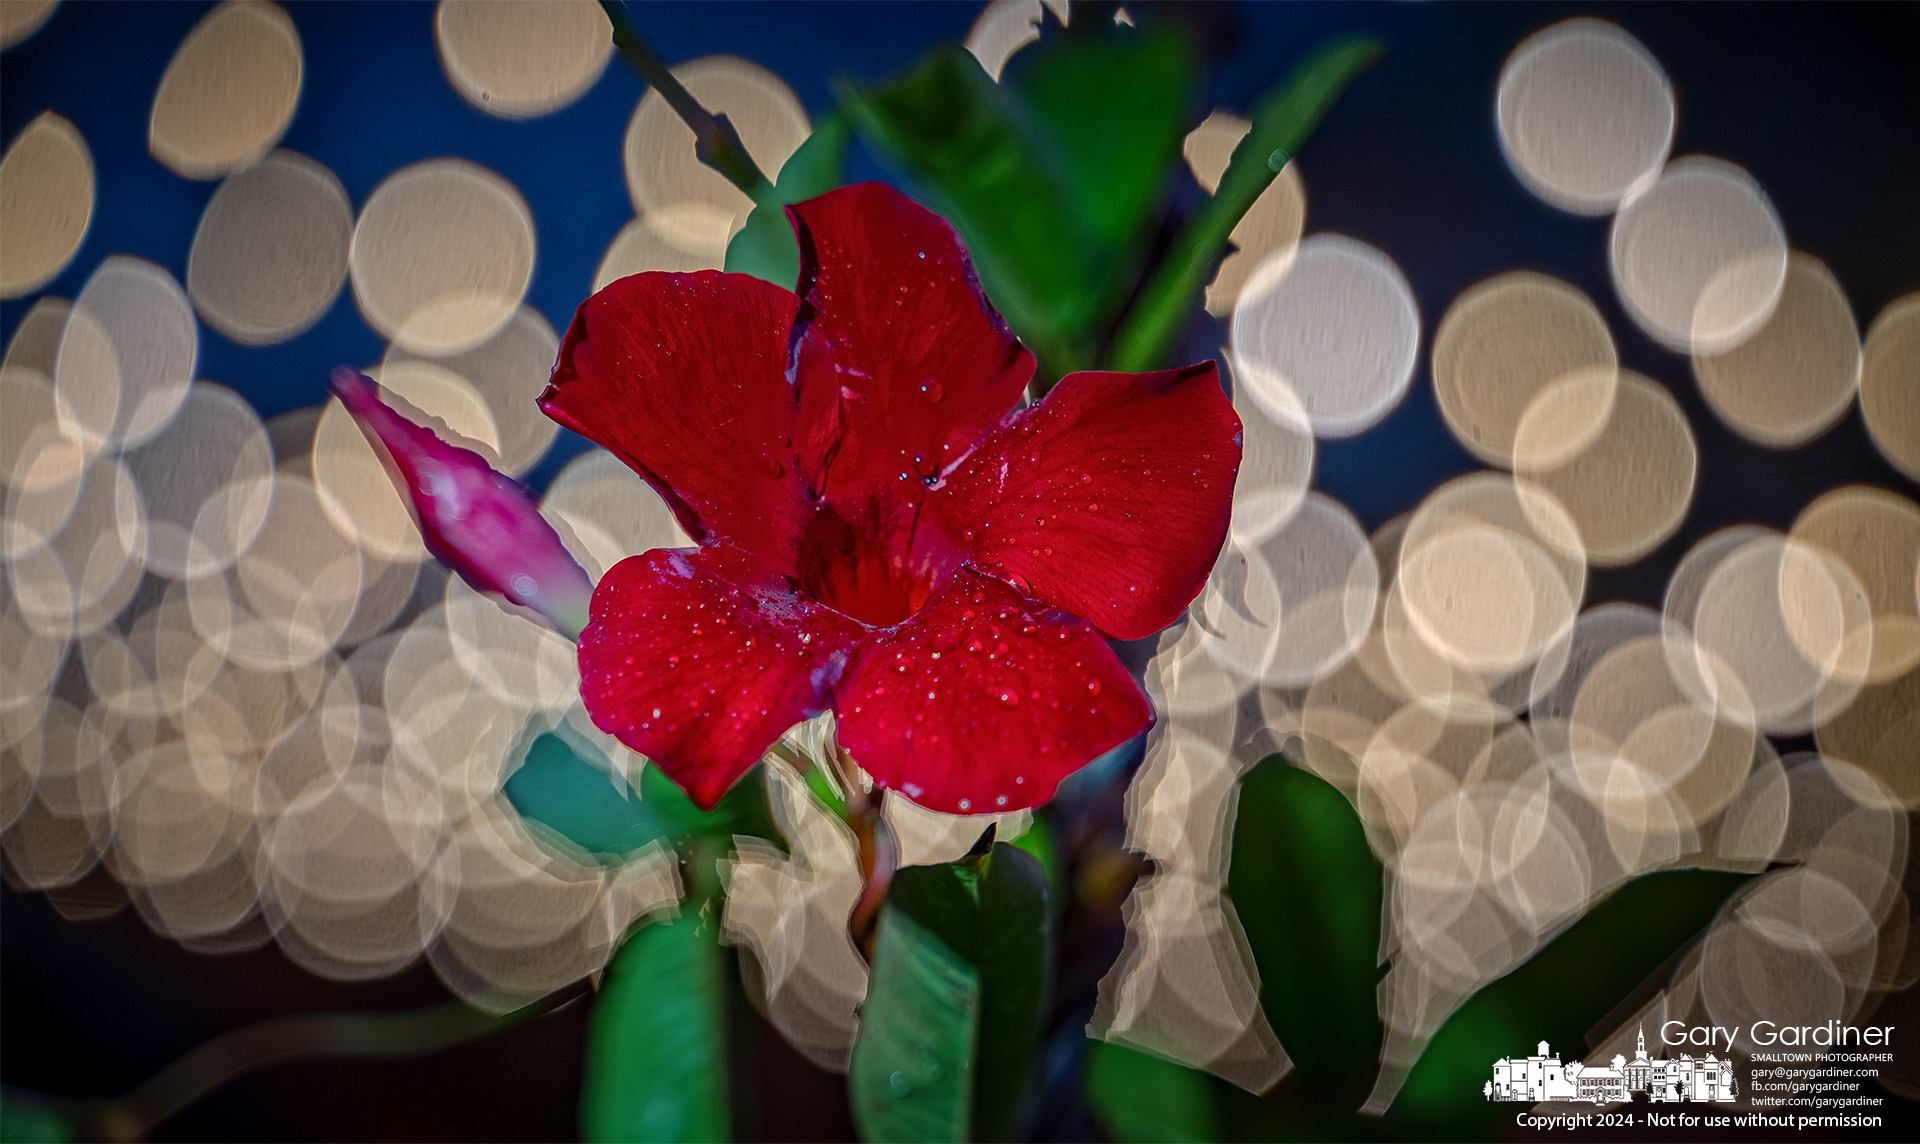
598;0;776;207
819;737;897;960
67;986;585;1142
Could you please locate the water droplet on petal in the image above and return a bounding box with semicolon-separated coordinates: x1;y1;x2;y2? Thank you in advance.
919;380;944;403
962;528;976;542
958;798;971;811
966;637;985;654
1086;679;1102;697
997;689;1019;707
759;453;785;479
1080;472;1092;484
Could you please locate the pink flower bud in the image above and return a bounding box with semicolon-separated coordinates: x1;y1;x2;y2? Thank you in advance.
327;366;593;639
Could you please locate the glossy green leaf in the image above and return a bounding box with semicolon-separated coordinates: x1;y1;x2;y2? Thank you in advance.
1016;26;1196;290
1082;1039;1219;1144
503;732;656;860
1010;811;1062;915
837;46;1097;373
581;911;730;1143
1108;35;1385;372
638;756;783;846
1227;757;1384;1107
724;111;852;290
1390;869;1752;1122
504;725;781;862
850;842;1054;1142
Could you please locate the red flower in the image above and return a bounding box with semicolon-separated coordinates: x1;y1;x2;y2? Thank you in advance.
540;183;1240;813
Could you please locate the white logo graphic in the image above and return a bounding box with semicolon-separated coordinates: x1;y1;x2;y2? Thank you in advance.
1485;1026;1739;1104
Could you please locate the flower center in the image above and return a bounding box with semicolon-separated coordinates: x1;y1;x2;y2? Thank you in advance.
795;502;953;628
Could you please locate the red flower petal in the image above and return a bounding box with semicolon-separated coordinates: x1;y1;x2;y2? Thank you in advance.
925;363;1241;641
578;544;865;810
787;183;1034;519
328;368;593;637
540;271;811;575
833;569;1151;814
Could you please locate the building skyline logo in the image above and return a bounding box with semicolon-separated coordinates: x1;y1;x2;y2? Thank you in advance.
1485;1026;1739;1105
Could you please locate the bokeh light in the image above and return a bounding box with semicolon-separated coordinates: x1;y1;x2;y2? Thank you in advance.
1495;19;1672;216
148;0;303;180
0;112;92;299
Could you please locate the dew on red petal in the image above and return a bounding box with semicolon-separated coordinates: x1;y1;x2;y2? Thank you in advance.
1080;472;1092;484
759;453;785;479
966;637;985;654
1087;678;1102;697
963;528;976;542
919;380;945;403
959;798;972;810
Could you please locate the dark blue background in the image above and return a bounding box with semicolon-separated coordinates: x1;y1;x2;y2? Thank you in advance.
5;2;1917;1139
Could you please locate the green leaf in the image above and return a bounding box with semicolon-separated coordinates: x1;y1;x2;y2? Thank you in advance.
581;910;731;1143
1016;26;1197;292
1107;35;1385;372
1226;757;1384;1107
724;111;853;290
1390;869;1753;1122
850;842;1054;1142
1082;1039;1219;1144
504;732;657;860
505;726;781;864
638;756;783;846
837;47;1098;374
0;1095;74;1144
1010;810;1062;915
